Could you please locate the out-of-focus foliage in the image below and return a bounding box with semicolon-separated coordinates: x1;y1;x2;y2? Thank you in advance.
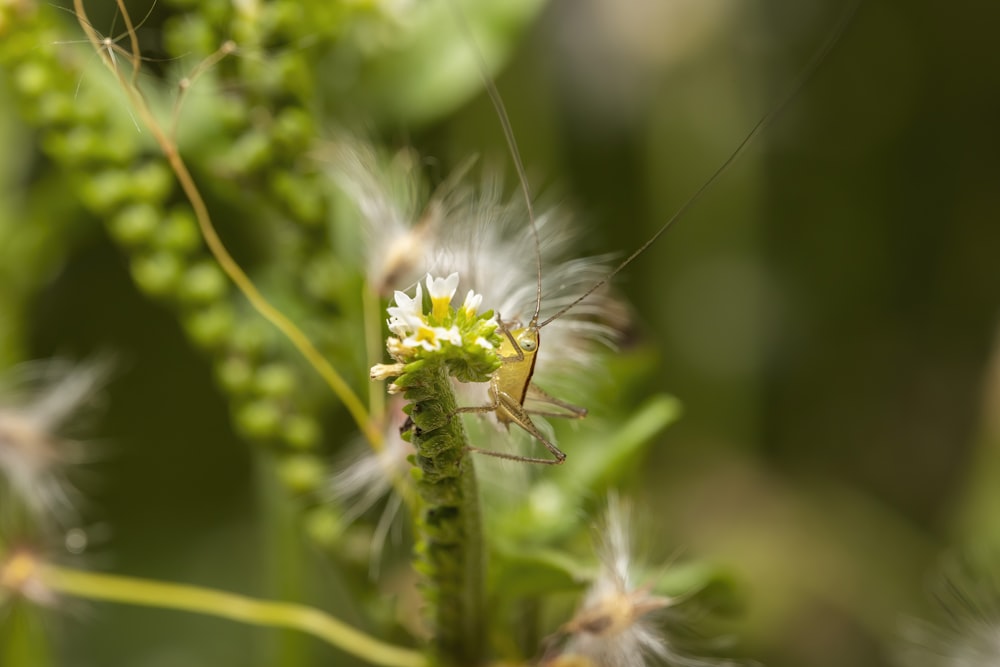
1;0;999;666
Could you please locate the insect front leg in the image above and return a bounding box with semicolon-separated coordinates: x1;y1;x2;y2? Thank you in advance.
495;313;525;362
451;388;503;418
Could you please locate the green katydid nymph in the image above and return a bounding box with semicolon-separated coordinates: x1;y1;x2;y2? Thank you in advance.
434;0;860;466
370;1;863;466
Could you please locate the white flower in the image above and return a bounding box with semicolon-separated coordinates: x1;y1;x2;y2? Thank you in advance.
370;363;406;381
425;272;460;302
401;325;462;352
387;283;424;336
426;272;460;321
462;289;484;317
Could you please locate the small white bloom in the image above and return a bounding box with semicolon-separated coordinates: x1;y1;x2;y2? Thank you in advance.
426;272;460;320
462;289;484;316
387;283;424;336
370;363;405;381
385;337;411;362
474;336;494;350
426;272;459;302
402;325;462;352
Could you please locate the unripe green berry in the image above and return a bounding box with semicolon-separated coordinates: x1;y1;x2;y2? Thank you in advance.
235;399;282;439
253;363;296;398
231;322;269;357
303;506;343;548
216;96;250;131
131;162;174;204
274;52;309;97
272;172;325;225
156;209;201;254
37;91;75;126
271;108;313;152
278;453;324;494
81;169;133;214
282;414;320;450
179;262;228;304
97;130;139;165
163;15;218;59
44;126;102;165
109;203;160;247
14;61;49;98
216;356;254;394
184;302;235;348
131;251;182;296
224;130;272;175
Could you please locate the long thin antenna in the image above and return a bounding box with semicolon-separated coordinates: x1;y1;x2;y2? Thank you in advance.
537;0;863;329
445;1;545;326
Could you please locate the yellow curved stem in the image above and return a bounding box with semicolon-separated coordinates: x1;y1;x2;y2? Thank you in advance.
43;565;424;667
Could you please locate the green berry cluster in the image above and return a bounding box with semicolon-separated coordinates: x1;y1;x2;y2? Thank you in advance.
0;1;336;528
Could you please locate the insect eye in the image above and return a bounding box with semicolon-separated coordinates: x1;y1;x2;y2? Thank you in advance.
517;333;537;352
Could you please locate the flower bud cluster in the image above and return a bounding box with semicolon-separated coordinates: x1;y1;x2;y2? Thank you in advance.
371;273;501;387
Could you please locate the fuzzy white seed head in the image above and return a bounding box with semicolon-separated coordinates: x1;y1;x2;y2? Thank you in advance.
549;496;742;667
898;553;1000;667
331;141;627;385
325;141;433;295
331;427;414;525
427;175;627;384
553;495;673;667
0;358;111;527
0;546;58;609
329;398;415;572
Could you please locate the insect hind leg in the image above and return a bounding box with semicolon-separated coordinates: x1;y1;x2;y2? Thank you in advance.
524;383;587;420
462;391;567;465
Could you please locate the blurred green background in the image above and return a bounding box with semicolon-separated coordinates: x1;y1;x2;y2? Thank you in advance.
2;0;1000;666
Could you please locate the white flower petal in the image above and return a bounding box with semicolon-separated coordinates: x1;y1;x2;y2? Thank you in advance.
462;289;484;315
426;272;460;302
387;284;425;334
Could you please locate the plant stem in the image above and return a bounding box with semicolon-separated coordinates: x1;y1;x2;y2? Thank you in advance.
407;362;485;665
41;565;425;667
71;0;384;452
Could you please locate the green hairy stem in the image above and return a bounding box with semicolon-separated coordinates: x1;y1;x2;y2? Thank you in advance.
402;361;485;666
